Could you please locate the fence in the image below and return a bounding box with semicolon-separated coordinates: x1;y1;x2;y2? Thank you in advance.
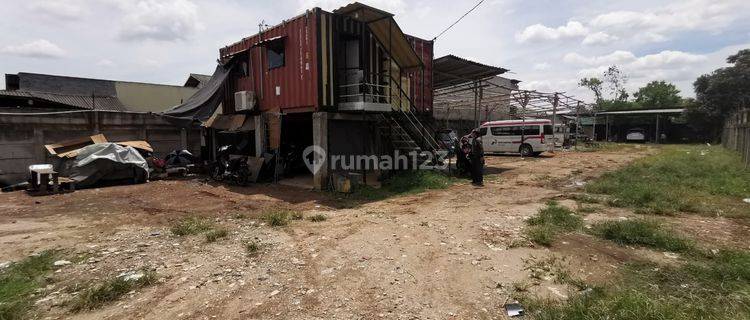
722;108;750;168
0;110;201;186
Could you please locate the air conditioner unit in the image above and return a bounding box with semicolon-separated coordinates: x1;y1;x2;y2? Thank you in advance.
234;91;256;112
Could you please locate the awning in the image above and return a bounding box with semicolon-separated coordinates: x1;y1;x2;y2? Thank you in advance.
335;2;423;69
162;63;234;121
433;54;508;89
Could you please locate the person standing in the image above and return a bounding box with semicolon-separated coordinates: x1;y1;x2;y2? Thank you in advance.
469;129;485;186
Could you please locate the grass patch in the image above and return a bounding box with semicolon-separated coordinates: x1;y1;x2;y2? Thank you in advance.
586;145;750;216
70;270;156;312
349;170;455;201
524;250;750;319
308;214;327;222
262;209;300;227
0;251;57;320
170;217;214;236
525;202;584;246
590;219;694;253
244;241;261;255
204;228;228;243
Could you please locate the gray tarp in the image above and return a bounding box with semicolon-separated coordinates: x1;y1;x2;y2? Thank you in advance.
162;64;233;121
69;143;149;187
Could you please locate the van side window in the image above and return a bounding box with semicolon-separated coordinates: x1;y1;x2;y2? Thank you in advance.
478;127;487;136
523;125;541;135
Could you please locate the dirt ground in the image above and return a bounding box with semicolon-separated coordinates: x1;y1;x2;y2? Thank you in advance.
1;146;746;319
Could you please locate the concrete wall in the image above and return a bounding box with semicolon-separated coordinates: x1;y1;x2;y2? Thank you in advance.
0;110;201;186
115;82;197;112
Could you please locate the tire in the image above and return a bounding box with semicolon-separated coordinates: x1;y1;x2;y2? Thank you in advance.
519;144;534;157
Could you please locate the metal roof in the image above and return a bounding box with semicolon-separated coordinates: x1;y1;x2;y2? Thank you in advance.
334;2;423;68
0;90;126;111
596;108;685;115
433;55;508;89
184;73;212;88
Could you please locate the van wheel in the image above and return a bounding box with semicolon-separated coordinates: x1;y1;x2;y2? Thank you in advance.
519;144;534;157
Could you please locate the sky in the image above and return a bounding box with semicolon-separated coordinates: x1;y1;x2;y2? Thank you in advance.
1;0;748;102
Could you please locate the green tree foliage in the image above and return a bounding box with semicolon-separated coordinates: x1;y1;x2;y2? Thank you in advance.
578;77;603;104
633;81;682;109
690;49;750;141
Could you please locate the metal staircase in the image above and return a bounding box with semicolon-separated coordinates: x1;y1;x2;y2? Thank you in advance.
385;75;444;156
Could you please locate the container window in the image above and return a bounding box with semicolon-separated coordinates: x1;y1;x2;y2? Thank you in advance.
267;40;285;69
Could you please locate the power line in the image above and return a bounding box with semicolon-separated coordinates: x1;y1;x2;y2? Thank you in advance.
432;0;485;41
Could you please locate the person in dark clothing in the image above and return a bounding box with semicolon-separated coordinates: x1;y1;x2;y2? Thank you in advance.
469;129;485;186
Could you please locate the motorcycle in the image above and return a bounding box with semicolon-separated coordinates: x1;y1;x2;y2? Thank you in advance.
209;145;251;185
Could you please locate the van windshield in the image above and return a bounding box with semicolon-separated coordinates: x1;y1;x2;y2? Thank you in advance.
543;125;554;135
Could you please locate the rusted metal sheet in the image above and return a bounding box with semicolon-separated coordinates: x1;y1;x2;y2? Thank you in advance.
405;35;434;113
219;10;319;114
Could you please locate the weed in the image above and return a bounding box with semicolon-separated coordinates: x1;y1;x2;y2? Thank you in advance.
170;217;214;236
308;214;327;222
527;202;585;231
205;228;229;243
0;251;57;320
571;193;600;204
525;202;584;246
349;170;455;201
262;210;293;227
525;250;750;319
245;241;261;255
290;211;304;220
590;219;694;253
576;204;598;213
70;270;156;312
526;225;557;247
586;145;750;217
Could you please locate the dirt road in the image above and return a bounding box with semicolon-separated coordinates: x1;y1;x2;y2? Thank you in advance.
0;148;653;319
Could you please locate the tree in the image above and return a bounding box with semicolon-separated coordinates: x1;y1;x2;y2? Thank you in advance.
578;77;603;104
690;49;750;141
603;65;629;102
633;81;682;109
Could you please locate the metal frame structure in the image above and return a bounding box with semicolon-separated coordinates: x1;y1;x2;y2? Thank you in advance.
434;76;594;135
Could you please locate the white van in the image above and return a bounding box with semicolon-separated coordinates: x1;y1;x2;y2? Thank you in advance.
478;119;554;157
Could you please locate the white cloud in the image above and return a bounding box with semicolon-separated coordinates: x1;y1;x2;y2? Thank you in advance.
589;0;749;41
117;0;202;41
629;50;707;69
563;50;636;66
96;59;116;67
515;21;588;43
582;32;618;46
533;62;550;71
28;0;87;20
0;39;66;59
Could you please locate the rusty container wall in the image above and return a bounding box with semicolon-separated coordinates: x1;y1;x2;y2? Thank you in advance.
219;9;319;114
405;35;434;114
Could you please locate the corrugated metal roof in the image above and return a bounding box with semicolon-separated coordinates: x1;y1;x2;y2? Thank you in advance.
184;73;212;88
433;55;508;89
596;108;685;115
0;90;126;111
335;2;423;68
